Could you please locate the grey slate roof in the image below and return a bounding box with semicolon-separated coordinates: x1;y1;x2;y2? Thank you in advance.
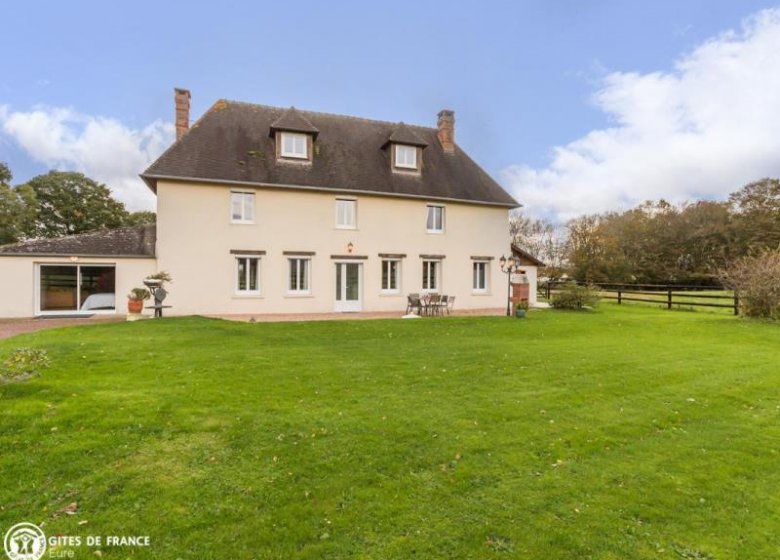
511;244;546;267
270;107;319;136
386;123;428;147
142;100;518;207
0;224;156;257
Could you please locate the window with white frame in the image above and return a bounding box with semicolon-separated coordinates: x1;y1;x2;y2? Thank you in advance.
394;144;418;170
422;260;440;292
231;191;255;223
426;204;444;233
473;261;488;293
288;258;311;293
335;198;357;229
281;132;308;159
381;259;400;293
235;256;260;294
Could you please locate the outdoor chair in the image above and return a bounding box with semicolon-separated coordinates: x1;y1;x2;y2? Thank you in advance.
439;295;449;315
406;293;422;315
429;294;442;316
446;296;455;315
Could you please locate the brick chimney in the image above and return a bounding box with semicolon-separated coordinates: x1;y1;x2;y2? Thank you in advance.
174;88;191;141
437;109;455;153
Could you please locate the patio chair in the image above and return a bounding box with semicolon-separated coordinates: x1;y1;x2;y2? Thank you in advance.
439;295;449;315
446;296;455;315
429;294;441;316
406;293;422;315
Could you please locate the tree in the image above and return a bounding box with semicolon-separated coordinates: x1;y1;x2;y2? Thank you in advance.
21;171;129;238
728;178;780;252
509;210;567;275
0;163;36;245
125;211;156;226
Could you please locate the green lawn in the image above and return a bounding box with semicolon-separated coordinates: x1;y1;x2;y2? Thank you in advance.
1;305;779;559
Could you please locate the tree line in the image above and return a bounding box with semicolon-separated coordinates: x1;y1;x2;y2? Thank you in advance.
0;162;154;245
511;178;780;285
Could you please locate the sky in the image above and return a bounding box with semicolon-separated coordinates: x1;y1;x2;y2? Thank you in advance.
2;0;780;220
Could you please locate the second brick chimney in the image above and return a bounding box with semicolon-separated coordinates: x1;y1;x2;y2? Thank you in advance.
175;88;191;141
437;109;455;153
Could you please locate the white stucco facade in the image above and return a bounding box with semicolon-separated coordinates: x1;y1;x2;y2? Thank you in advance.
0;256;156;318
154;180;511;316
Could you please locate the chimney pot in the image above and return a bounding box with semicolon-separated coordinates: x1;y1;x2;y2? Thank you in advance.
175;88;191;141
437;109;455;153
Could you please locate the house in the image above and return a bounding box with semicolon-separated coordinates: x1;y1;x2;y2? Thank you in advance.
511;244;545;306
0;89;520;318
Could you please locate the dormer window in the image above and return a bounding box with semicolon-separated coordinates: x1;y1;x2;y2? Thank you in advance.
394;145;418;170
281;132;308;159
270;107;319;163
385;123;427;173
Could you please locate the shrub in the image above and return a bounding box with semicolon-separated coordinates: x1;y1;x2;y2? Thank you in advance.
1;348;51;383
128;287;150;301
551;282;600;310
720;250;780;319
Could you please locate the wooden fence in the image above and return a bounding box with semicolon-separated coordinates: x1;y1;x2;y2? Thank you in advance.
541;281;739;315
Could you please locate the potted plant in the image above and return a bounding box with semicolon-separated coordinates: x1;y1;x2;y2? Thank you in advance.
143;271;172;288
515;300;529;318
127;288;150;313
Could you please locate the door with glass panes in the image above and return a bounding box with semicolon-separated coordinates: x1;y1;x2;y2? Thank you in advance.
334;262;362;312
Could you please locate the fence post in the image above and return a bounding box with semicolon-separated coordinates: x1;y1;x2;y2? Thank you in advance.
667;288;672;310
618;288;622;305
734;291;739;316
546;282;551;300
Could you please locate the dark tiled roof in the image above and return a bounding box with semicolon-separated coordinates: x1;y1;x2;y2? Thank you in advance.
511;244;546;267
386;123;428;147
270;107;319;136
142;100;518;207
0;225;156;257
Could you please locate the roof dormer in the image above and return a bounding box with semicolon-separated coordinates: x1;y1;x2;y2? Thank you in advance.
384;123;427;173
271;107;319;163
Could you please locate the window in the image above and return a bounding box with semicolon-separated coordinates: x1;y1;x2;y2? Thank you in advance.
281;132;308;159
422;260;440;292
288;258;311;293
336;199;357;229
473;261;488;292
426;204;444;233
39;264;115;313
231;191;255;223
394;144;418;170
235;256;260;294
381;259;400;293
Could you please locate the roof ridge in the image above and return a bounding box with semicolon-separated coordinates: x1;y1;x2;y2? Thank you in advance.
220;99;439;132
0;223;154;250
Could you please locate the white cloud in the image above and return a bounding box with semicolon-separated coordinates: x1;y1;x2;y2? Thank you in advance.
1;106;173;210
503;8;780;223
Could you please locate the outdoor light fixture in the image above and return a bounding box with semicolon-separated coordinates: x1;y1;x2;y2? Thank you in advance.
347;242;354;253
69;256;79;262
499;254;522;316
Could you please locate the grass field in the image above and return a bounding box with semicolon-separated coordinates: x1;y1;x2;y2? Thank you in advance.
1;305;779;559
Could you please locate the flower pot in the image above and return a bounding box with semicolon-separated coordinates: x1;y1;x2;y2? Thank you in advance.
128;299;144;314
515;308;527;318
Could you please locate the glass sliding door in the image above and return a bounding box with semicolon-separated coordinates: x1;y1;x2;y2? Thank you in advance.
79;266;116;310
40;265;78;312
38;264;116;314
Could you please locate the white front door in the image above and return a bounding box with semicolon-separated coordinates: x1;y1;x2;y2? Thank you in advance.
335;262;362;312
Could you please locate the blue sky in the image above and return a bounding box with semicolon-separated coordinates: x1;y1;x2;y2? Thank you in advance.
2;1;780;216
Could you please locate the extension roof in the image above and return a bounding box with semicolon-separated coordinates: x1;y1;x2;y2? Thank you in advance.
142;100;518;208
0;224;156;258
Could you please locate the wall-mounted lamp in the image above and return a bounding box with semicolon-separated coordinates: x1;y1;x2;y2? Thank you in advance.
347;242;354;253
69;256;79;262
